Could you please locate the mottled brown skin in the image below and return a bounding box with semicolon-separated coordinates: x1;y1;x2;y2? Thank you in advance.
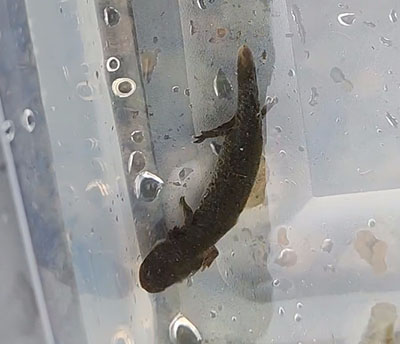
139;45;263;293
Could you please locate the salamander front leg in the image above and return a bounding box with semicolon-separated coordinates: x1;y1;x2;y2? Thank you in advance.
201;245;219;270
179;196;194;225
193;115;236;143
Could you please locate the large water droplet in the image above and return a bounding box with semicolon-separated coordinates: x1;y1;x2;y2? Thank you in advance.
308;87;319;106
76;81;94;101
134;171;164;202
196;0;206;9
275;248;297;267
330;67;346;83
179;167;194;181
368;218;376;228
1;120;15;142
106;56;120;72
112;78;136;98
380;36;393;47
22;108;36;133
389;9;398;23
294;313;302;322
111;329;132;344
128;151;146;173
213;68;233;99
169;313;202;344
385;112;398;128
337;13;356;26
130;130;144;143
104;6;120;26
321;238;334;253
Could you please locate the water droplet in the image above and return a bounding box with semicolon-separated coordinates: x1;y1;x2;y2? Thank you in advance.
128;151;146;173
385;112;398;128
323;264;336;272
196;0;206;9
272;279;281;287
231;316;237;322
291;5;306;43
210;141;222;156
337;13;356;26
112;78;136;98
275;126;283;133
363;21;376;28
321;238;334;253
210;310;217;318
368;218;376;228
184;88;191;96
112;329;132;344
297;302;304;309
169;313;202;344
76;81;94;101
213;68;233;99
104;6;120;26
189;20;195;35
279;150;287;157
131;130;144;143
298;145;305;152
294;313;302;322
275;248;297;267
1;120;15;142
106;56;120;72
172;85;180;93
21;108;36;133
330;67;346;83
389;9;398;23
134;171;164;202
278;306;285;316
179;167;194;181
308;87;319;106
380;36;393;47
288;69;296;77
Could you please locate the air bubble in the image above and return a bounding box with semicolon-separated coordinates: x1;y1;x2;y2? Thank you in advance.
1;120;15;142
172;86;180;93
22;108;36;133
368;218;376;228
112;78;136;98
106;57;121;72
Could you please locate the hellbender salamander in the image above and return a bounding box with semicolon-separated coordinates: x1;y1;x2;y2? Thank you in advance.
139;45;265;293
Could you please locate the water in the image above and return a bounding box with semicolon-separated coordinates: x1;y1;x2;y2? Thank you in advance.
128;151;146;173
389;9;398;23
169;314;202;344
321;238;334;253
21;108;36;133
1;120;15;142
112;78;136;98
213;68;233;99
104;6;120;26
106;57;121;72
130;131;144;143
385;112;398;128
337;13;356;26
134;171;164;201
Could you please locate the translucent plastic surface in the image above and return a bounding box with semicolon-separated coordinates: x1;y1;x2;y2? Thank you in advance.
1;0;400;343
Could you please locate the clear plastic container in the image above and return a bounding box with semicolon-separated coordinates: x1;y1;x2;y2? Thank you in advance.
1;0;400;343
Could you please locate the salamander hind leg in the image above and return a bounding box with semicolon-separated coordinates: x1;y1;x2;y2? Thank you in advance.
179;196;194;225
201;245;219;270
193;115;236;143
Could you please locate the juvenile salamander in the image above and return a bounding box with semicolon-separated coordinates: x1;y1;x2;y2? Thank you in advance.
139;45;264;293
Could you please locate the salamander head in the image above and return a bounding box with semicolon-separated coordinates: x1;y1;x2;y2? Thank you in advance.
139;239;203;293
